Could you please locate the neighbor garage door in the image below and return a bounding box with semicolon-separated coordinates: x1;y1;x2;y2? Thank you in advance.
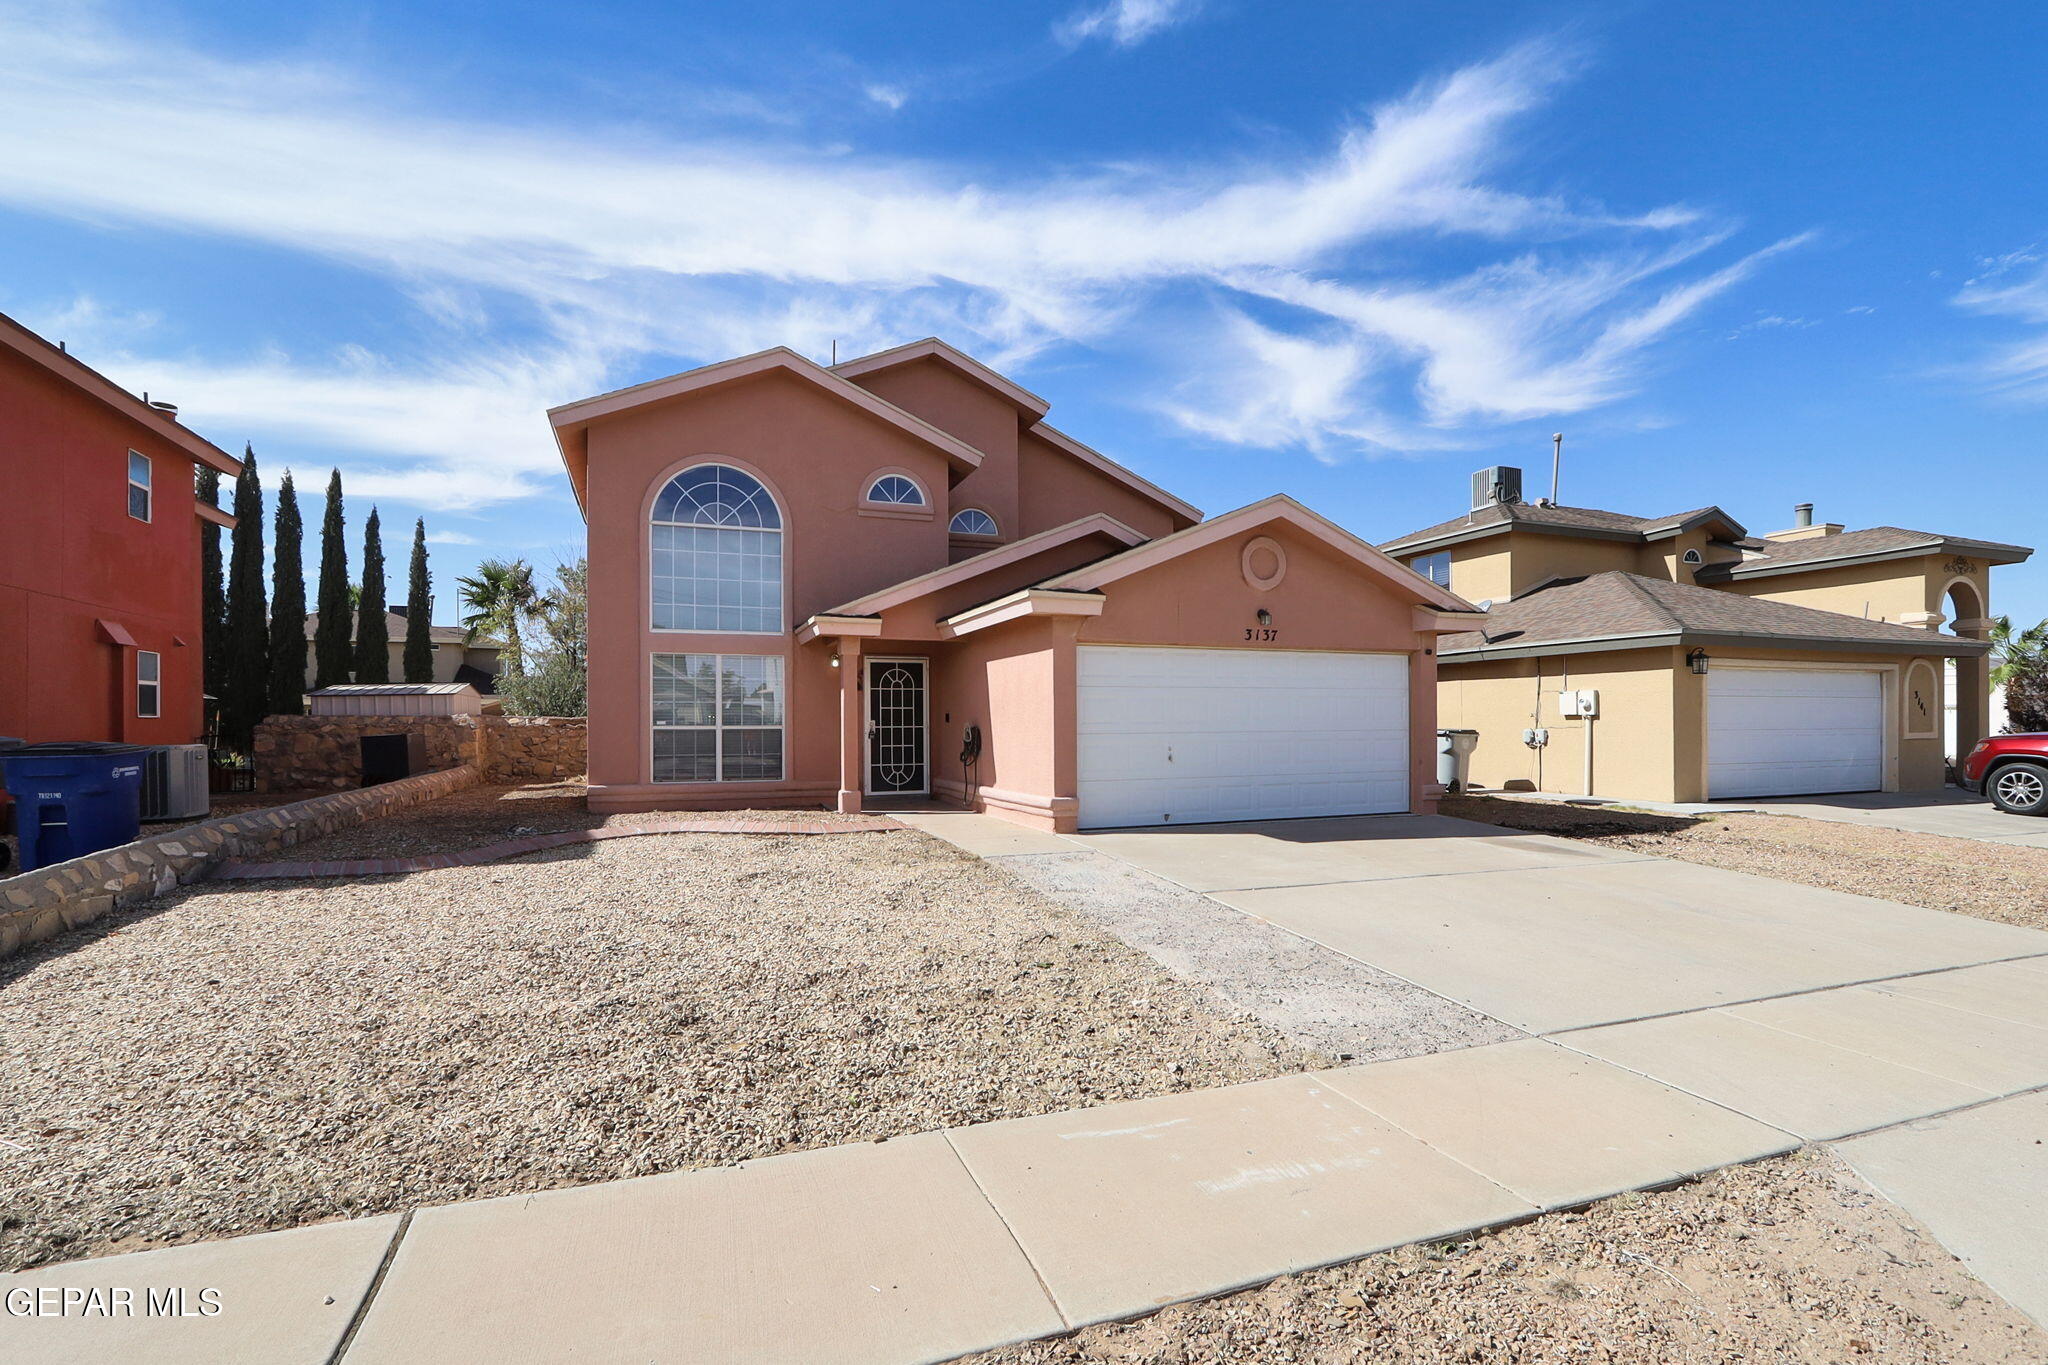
1075;646;1410;829
1707;667;1884;798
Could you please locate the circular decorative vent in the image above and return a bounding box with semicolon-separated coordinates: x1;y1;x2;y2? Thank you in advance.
1241;535;1288;591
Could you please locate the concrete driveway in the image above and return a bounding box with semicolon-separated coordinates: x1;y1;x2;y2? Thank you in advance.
1064;813;2048;1033
1737;788;2048;848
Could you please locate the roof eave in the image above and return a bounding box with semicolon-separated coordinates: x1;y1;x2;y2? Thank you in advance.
831;338;1053;419
1699;538;2033;582
1439;626;1992;663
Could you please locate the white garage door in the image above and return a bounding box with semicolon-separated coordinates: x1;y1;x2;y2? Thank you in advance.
1707;667;1884;798
1076;646;1410;829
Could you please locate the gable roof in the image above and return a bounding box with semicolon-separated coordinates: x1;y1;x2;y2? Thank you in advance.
2;310;241;477
821;512;1147;619
1379;501;1744;555
548;346;987;514
1038;495;1478;613
832;337;1051;419
1025;422;1203;526
1438;571;1992;660
1695;525;2033;581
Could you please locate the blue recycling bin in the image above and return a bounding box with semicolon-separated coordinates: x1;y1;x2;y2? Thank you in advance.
1;742;147;873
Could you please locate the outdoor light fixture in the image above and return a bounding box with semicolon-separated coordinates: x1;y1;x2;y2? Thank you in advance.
1687;648;1710;675
829;654;841;669
1257;609;1272;627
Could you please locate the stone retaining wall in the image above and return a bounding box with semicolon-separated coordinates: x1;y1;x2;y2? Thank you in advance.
253;714;585;791
0;764;479;962
480;717;586;783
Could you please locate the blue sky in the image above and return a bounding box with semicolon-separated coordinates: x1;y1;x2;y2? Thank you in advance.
4;0;2046;624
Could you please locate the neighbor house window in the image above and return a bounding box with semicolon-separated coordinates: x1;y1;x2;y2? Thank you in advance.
127;452;152;522
136;650;161;718
865;474;925;506
1411;551;1451;586
651;654;784;782
949;508;999;537
650;464;783;633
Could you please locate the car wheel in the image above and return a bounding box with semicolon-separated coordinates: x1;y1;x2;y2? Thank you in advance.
1988;761;2048;816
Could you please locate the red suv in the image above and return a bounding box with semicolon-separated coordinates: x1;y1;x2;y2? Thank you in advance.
1962;733;2048;815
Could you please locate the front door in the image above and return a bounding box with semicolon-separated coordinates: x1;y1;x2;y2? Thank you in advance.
866;658;929;795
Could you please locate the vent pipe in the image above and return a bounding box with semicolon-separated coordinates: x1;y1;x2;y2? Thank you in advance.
1794;503;1814;528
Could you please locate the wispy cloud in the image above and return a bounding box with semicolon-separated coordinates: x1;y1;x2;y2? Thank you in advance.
862;82;909;111
0;8;1794;503
424;530;479;544
1056;0;1201;48
1952;244;2048;401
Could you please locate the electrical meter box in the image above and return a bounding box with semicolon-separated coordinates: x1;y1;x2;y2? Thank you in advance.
1557;688;1600;719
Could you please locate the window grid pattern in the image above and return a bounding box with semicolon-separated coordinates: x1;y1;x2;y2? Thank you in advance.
866;474;925;506
651;464;783;634
868;661;926;793
652;653;784;783
949;508;999;537
127;452;152;522
1411;551;1451;587
136;650;161;718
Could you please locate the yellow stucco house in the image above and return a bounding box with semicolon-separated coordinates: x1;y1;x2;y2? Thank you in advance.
1380;468;2033;804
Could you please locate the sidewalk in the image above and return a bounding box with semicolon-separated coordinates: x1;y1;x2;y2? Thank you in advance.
9;969;2047;1363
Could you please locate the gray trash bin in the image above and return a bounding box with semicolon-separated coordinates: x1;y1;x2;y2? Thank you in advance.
1436;728;1480;793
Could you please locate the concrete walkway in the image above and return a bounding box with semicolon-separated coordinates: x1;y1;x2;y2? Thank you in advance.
9;813;2047;1361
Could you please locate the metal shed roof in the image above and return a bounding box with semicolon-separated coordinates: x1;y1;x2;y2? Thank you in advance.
308;683;476;696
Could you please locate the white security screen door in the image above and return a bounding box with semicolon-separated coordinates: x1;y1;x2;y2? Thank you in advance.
1076;646;1410;829
1707;667;1884;798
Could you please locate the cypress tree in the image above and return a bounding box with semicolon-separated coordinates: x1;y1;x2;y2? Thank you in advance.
220;447;268;751
403;519;435;683
313;469;352;689
197;465;227;706
353;507;390;683
266;471;307;716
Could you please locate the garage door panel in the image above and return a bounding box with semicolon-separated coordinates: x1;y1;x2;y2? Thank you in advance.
1076;646;1410;829
1708;668;1883;799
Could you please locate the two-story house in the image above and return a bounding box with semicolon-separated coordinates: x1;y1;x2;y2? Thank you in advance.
550;339;1479;831
0;311;241;748
1380;467;2033;804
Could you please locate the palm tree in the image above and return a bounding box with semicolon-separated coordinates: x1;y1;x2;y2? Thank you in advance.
458;558;538;677
1986;615;2048;689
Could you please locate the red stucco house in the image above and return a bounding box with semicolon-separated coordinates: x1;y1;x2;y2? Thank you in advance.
0;312;240;748
552;339;1480;832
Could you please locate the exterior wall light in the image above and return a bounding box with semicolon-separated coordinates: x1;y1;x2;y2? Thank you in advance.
1687;648;1710;675
829;654;841;669
1257;609;1273;628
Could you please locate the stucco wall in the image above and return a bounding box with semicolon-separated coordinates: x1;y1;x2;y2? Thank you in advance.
931;617;1069;828
0;345;215;747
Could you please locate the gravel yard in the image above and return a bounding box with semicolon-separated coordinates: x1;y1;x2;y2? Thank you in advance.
970;1148;2045;1365
0;786;1314;1271
1442;794;2048;932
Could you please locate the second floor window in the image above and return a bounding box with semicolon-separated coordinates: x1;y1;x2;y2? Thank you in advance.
651;464;783;634
949;508;999;537
866;474;925;506
128;452;152;522
1410;551;1451;587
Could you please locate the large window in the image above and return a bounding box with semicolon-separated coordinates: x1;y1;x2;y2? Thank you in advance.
136;650;161;718
127;452;152;522
652;654;785;782
1410;551;1451;587
651;464;783;633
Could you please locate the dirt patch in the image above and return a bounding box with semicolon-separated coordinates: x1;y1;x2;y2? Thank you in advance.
970;1148;2043;1365
0;788;1315;1270
1442;795;2048;932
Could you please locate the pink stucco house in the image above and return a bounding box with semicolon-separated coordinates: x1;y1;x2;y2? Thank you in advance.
551;339;1480;831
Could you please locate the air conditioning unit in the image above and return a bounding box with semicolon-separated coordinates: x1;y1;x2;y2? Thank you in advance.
141;744;211;821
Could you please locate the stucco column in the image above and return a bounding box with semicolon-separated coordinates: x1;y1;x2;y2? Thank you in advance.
1045;617;1084;833
835;636;864;814
1409;644;1441;814
1951;618;1994;756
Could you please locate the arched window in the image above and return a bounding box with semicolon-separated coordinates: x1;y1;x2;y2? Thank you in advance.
866;474;925;506
650;464;783;633
1681;548;1702;566
949;508;999;537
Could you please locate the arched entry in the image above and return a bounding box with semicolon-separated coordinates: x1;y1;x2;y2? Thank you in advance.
1943;577;1992;761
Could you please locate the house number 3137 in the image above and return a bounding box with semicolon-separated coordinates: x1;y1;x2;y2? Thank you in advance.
1244;627;1279;642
